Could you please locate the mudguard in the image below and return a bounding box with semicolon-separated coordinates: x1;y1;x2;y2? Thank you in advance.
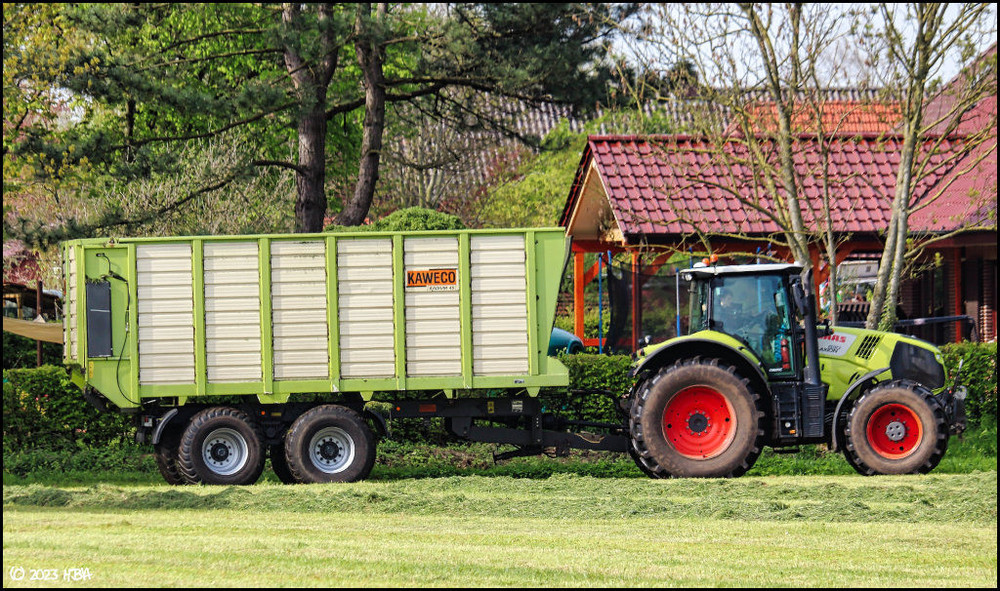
829;367;889;451
632;334;770;395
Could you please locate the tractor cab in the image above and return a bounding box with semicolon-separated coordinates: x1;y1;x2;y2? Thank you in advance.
684;263;804;379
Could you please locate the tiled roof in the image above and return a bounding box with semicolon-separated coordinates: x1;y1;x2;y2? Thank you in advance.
381;90;888;203
563;132;992;240
907;44;997;231
921;43;996;136
908;138;997;232
731;101;901;135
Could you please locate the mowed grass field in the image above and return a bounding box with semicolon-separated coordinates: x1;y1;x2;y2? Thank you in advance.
3;469;997;587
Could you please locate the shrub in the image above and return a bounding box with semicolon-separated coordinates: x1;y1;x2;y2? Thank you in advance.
324;206;465;233
5;342;991;457
3;331;62;370
540;353;634;424
941;341;997;424
3;365;134;453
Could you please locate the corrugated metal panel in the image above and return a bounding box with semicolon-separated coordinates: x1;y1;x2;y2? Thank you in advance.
204;242;261;383
404;237;461;376
136;244;195;384
338;239;395;378
470;235;529;375
271;240;329;381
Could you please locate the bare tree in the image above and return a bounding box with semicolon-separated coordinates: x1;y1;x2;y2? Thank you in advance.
620;4;852;275
857;3;997;331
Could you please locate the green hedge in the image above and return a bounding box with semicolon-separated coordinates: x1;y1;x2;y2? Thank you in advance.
540;353;635;423
940;342;997;424
3;365;134;454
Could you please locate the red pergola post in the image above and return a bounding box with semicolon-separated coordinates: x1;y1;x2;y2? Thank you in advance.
631;251;640;351
574;251;585;339
954;249;963;342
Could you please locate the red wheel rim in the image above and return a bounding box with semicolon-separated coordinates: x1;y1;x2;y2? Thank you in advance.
662;386;736;459
866;403;923;459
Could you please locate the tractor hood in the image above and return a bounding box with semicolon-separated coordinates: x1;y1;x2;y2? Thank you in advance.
817;326;947;395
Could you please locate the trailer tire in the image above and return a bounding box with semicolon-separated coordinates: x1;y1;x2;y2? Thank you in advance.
176;407;266;485
269;443;297;484
284;405;376;483
153;427;187;486
844;380;948;475
630;358;765;478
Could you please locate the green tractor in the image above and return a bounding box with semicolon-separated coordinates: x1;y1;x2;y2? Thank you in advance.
628;263;967;478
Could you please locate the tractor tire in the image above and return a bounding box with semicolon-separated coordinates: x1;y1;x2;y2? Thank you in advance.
269;442;298;484
153;426;188;486
176;407;266;485
629;358;765;478
844;380;949;475
284;405;376;484
628;439;670;478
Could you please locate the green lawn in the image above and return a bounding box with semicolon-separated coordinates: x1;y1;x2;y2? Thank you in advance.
3;472;997;587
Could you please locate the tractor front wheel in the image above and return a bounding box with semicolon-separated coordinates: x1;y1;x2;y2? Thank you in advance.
844;380;948;475
630;358;765;478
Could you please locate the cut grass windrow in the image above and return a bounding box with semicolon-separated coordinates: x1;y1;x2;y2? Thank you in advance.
4;472;997;524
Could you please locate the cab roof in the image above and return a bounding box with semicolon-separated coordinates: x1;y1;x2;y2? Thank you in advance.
680;263;803;280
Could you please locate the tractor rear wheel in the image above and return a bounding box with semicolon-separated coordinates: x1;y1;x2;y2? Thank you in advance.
630;358;765;478
845;380;948;475
628;439;670;478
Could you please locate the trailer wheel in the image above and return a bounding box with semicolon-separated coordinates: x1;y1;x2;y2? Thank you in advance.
153;427;188;486
284;405;376;483
269;443;297;484
176;407;266;485
845;380;948;475
630;358;765;478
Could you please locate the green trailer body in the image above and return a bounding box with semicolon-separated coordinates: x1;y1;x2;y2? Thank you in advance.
62;228;570;410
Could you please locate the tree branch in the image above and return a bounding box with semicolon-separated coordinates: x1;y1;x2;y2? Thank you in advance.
107;102;296;149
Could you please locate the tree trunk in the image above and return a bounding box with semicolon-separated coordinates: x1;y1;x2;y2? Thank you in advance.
283;3;339;233
338;3;387;227
294;107;328;232
866;213;897;328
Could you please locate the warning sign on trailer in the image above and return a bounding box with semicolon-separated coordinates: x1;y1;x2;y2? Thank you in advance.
406;268;458;291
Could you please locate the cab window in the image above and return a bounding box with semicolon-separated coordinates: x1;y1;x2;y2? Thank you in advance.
710;274;792;373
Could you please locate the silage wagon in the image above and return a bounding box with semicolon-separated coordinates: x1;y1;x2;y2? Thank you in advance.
61;228;630;484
